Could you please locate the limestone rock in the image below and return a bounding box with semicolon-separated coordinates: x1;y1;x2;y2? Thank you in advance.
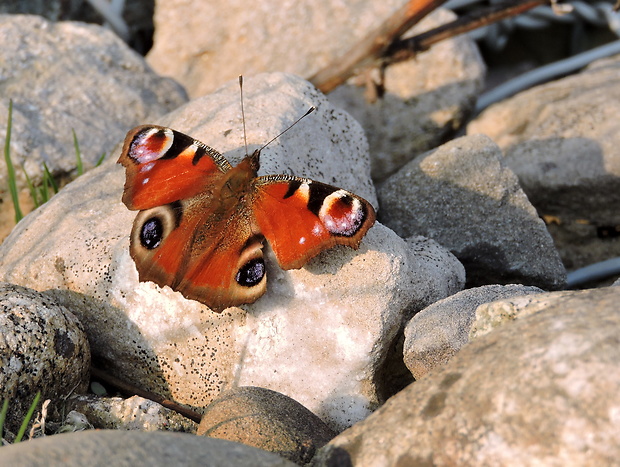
1;430;297;466
198;386;336;464
403;284;543;379
315;287;620;466
468;54;620;270
377;133;566;290
0;73;464;431
0;282;90;434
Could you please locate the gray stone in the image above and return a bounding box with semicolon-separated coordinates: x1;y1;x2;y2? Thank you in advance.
315;287;620;466
0;73;464;431
1;430;296;466
198;386;336;464
148;3;484;182
0;14;186;234
66;395;197;433
403;284;543;379
468;54;620;270
0;282;90;434
377;133;566;290
328;9;485;182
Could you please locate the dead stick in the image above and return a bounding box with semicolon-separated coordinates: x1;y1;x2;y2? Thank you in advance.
309;0;449;93
90;366;203;423
386;0;549;63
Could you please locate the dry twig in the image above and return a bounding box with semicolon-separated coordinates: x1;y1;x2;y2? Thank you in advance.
309;0;449;93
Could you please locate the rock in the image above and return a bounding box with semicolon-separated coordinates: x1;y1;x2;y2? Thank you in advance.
328;9;485;181
198;386;336;464
468;54;620;270
315;286;620;466
377;133;567;290
0;73;464;431
469;289;578;340
66;395;197;433
0;14;187;238
148;2;484;181
0;282;90;434
403;284;543;379
0;430;297;466
148;2;478;97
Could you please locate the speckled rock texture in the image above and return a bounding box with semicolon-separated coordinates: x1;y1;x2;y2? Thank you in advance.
66;395;197;432
378;133;566;290
0;14;187;239
0;282;90;434
0;73;465;431
468;54;620;270
315;286;620;466
1;430;297;466
403;284;543;379
198;386;336;464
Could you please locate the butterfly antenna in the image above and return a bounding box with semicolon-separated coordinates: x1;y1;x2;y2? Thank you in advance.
239;75;249;156
258;106;316;153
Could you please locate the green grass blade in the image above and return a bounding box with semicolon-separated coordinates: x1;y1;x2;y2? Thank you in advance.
73;129;83;176
14;391;40;443
4;100;23;223
95;152;106;167
40;173;49;204
22;167;40;208
42;161;59;194
0;398;8;442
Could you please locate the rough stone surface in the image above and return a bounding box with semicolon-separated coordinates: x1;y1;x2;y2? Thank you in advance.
468;54;620;270
148;3;484;181
0;14;187;238
0;73;464;431
315;287;620;466
66;395;197;433
328;9;485;182
469;289;580;340
198;386;336;464
1;430;297;466
378;133;567;290
403;284;543;379
0;282;90;434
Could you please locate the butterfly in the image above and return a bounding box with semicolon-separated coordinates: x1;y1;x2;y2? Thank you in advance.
117;120;376;312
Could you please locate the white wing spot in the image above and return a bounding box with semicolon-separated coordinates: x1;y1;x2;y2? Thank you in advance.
299;237;306;245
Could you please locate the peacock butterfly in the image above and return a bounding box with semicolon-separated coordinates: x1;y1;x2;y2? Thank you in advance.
118;111;376;312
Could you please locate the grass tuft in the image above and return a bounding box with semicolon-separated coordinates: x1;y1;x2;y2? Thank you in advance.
4;100;23;223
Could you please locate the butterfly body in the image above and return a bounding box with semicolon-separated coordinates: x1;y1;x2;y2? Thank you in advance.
118;124;376;312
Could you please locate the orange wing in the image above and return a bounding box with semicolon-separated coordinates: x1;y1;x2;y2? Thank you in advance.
252;176;376;270
118;125;232;210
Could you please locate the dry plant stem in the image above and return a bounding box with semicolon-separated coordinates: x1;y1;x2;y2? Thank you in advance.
309;0;449;93
90;366;203;423
387;0;550;63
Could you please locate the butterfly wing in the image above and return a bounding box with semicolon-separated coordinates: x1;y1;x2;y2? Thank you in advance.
128;194;267;313
251;176;376;270
118;125;233;210
119;125;267;312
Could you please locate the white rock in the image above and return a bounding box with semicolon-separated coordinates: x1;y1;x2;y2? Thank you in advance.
0;73;463;431
316;287;620;466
